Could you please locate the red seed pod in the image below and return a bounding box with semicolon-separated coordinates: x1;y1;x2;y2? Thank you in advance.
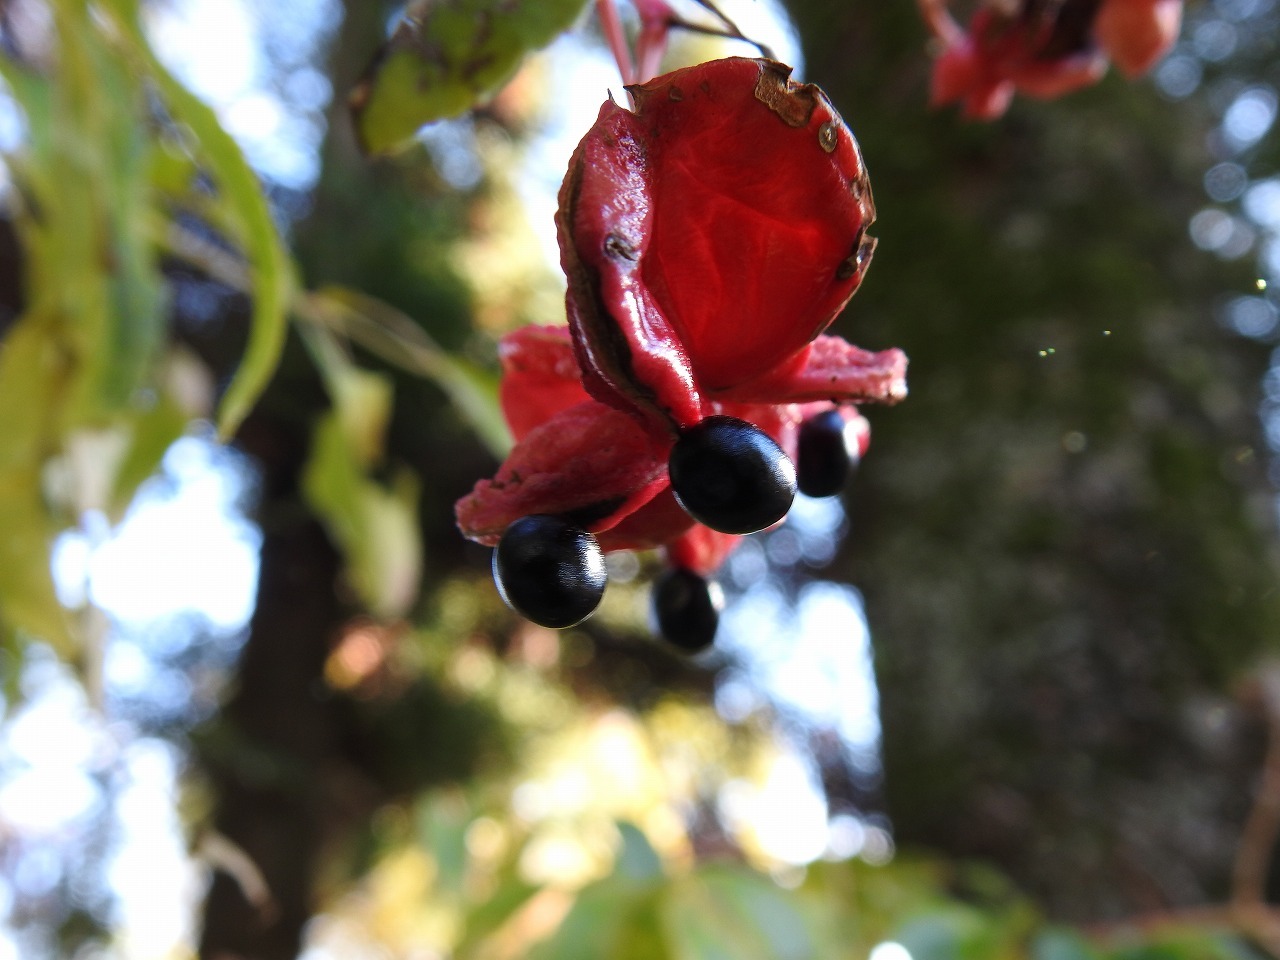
557;57;880;435
924;0;1182;120
457;58;908;617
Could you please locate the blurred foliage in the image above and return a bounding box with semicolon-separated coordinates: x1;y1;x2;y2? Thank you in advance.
1;0;1280;959
349;0;591;155
307;792;1264;960
789;0;1280;920
0;0;292;655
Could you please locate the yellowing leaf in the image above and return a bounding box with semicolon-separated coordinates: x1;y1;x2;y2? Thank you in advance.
350;0;590;155
0;486;72;655
304;412;422;619
106;396;191;522
304;288;510;457
0;4;165;424
0;318;72;653
155;72;294;439
301;321;394;470
104;6;295;439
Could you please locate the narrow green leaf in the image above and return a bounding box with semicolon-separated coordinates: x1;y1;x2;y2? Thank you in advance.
161;77;293;439
1034;929;1104;960
615;822;665;883
303;288;510;457
303;413;422;619
1107;932;1260;960
106;8;295;439
892;906;1000;960
0;318;73;653
0;486;72;655
300;322;394;469
106;397;190;522
350;0;591;155
453;869;540;958
526;875;669;960
3;4;165;422
661;865;816;960
416;797;472;895
431;353;510;458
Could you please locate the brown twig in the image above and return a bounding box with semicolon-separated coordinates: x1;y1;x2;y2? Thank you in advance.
686;0;777;60
1080;668;1280;958
1233;669;1280;907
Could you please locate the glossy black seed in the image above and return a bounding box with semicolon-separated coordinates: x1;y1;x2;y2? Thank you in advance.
652;568;722;653
492;515;607;629
797;409;860;498
668;416;796;534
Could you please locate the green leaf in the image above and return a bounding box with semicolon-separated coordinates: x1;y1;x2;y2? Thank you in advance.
615;822;665;883
303;412;422;618
350;0;591;155
106;397;190;522
527;875;669;960
0;487;71;655
892;905;1009;960
104;7;295;439
300;322;422;617
453;868;540;958
1;4;165;423
661;865;817;960
415;797;471;895
156;76;293;439
0;318;73;653
303;288;510;457
1107;932;1260;960
300;321;394;469
1034;930;1105;960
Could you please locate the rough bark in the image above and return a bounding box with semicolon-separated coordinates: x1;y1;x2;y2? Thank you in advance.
789;0;1280;919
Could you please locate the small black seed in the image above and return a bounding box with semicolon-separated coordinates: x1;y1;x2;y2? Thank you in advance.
668;416;796;534
492;515;607;629
797;409;859;498
653;568;722;653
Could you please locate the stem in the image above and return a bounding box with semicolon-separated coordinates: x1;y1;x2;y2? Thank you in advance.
916;0;965;47
596;0;637;85
634;11;670;84
1233;672;1280;907
687;0;775;59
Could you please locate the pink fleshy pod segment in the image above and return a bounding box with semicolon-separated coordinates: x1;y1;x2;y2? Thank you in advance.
716;334;908;405
497;325;591;441
454;399;671;546
1010;51;1109;100
557;57;877;434
456;55;911;637
930;37;983;109
664;522;742;579
1094;0;1182;77
557;96;703;436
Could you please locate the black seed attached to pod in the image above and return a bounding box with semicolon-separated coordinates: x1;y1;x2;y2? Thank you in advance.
492;515;607;629
653;568;722;653
668;415;796;534
797;409;859;498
